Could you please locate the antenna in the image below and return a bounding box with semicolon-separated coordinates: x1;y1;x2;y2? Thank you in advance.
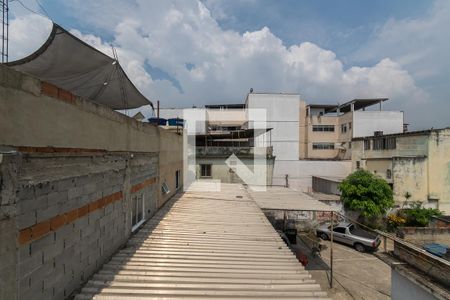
1;0;9;63
111;46;129;115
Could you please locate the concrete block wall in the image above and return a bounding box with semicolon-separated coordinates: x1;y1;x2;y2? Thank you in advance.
0;65;183;300
0;151;158;300
0;64;160;153
393;239;450;288
397;227;450;247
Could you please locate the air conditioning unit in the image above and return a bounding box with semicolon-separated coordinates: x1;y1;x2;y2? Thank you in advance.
374;131;383;136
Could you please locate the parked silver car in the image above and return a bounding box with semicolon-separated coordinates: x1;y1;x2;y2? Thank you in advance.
316;222;381;252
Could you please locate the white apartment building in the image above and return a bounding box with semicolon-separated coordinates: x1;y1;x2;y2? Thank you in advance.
155;93;405;191
246;93;404;190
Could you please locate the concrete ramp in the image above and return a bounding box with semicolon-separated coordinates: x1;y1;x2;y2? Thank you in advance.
75;183;329;299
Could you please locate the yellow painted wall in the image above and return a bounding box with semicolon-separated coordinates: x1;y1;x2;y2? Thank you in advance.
392;157;428;204
427;129;450;213
306;115;340;159
299;107;354;160
352;129;450;213
366;159;392;183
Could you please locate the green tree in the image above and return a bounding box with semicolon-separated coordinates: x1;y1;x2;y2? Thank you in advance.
402;202;442;227
339;169;394;219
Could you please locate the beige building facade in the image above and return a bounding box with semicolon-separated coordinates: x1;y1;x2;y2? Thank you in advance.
352;128;450;214
300;98;404;161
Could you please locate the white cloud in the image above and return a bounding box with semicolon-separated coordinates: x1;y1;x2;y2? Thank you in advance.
350;0;450;128
9;14;52;60
354;0;450;82
8;0;430;127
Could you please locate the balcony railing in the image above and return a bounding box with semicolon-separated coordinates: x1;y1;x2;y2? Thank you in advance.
196;146;273;157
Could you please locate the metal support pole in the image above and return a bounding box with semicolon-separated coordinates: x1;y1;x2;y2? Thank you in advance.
384;235;387;253
157;100;160;120
330;211;334;288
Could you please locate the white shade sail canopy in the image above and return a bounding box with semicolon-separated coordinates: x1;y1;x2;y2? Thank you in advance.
8;23;152;110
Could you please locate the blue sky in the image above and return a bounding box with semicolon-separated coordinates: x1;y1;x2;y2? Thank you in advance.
207;0;431;60
8;0;450;129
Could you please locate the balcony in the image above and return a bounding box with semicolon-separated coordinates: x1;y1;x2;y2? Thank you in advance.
196;146;273;158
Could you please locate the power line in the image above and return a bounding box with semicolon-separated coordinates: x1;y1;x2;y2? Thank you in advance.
13;0;50;20
35;0;50;19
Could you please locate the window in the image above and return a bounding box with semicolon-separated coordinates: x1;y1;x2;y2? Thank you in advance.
386;169;392;179
373;137;396;150
373;138;384;150
312;125;335;132
364;139;371;150
348;224;356;233
341;124;347;133
312;143;335;150
385;137;396;150
427;199;438;209
131;194;145;232
161;182;170;194
348;122;352;130
356;161;361;169
175;170;180;189
200;164;212;177
333;227;346;234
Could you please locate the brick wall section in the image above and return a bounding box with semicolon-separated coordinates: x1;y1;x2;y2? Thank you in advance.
41;82;77;105
1;151;158;300
17;190;124;245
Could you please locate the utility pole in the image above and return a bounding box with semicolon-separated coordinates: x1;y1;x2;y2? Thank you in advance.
1;0;9;63
330;211;334;288
157;100;160;121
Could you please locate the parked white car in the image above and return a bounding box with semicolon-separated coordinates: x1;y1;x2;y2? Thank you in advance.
316;222;381;252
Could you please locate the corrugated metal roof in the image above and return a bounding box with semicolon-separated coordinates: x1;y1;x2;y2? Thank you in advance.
75;183;329;299
248;187;338;212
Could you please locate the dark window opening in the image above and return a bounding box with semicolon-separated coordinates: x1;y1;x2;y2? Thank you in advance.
386;169;392;179
312;125;335;132
333;227;346;233
200;164;212;177
373;137;396;150
175;170;180;189
131;194;144;231
313;143;335;150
